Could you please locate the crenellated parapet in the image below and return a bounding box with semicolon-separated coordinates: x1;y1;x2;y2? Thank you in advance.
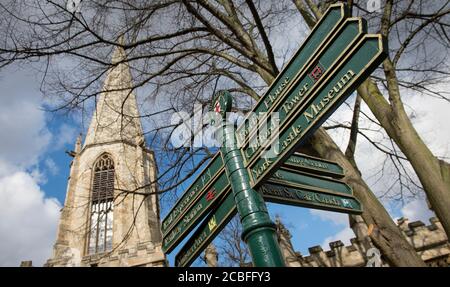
289;239;373;267
397;217;450;266
277;217;450;267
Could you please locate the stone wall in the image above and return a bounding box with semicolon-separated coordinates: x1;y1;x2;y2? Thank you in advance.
277;217;450;267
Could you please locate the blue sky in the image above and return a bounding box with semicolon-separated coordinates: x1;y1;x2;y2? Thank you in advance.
0;65;77;266
0;66;76;204
0;57;446;267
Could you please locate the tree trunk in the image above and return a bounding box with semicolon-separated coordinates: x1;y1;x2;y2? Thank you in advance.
357;0;450;238
307;128;426;266
289;0;426;266
358;77;450;239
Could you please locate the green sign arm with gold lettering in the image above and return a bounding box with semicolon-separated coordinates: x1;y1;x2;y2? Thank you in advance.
284;152;344;178
239;17;367;150
175;191;237;267
161;152;347;253
175;178;362;267
236;3;349;146
260;183;362;215
247;34;387;188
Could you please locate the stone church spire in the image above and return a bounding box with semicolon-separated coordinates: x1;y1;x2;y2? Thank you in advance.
46;37;166;267
84;38;144;147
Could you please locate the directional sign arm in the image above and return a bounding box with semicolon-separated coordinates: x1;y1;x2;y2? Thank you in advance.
284;152;345;178
175;176;362;267
161;154;224;236
241;17;367;162
271;168;352;195
247;34;388;188
260;183;362;214
175;192;237;267
236;3;349;145
162;152;346;253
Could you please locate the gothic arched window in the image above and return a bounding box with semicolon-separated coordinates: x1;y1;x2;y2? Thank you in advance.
88;154;114;254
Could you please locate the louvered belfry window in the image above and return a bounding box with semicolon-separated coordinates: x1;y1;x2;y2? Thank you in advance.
88;154;114;254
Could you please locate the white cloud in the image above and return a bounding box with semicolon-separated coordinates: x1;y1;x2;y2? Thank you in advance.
322;227;355;248
406;88;450;158
54;124;77;151
45;158;59;176
30;167;48;185
309;210;356;248
400;198;435;223
0;160;17;178
310;209;348;226
324;82;450;203
0;72;51;169
0;67;67;267
0;171;61;267
309;209;357;249
0;67;75;170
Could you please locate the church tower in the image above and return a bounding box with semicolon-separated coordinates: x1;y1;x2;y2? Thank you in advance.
45;43;166;267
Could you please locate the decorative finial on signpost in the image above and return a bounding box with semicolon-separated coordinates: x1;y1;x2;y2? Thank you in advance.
212;90;233;117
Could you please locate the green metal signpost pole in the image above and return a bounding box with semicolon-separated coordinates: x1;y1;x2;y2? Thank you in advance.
214;91;285;267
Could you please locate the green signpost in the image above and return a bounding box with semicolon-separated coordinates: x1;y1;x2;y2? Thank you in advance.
162;2;388;267
217;90;286;267
175;176;362;267
162;153;352;253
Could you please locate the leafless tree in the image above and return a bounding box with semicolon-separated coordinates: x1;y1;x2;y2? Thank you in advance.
295;0;450;239
1;0;448;266
215;215;251;267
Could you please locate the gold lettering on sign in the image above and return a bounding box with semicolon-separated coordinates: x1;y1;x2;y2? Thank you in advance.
238;77;290;144
282;187;296;199
250;70;356;183
179;229;208;265
312;193;341;207
288;157;329;170
307;159;328;169
304;70;355;123
252;159;273;179
263;77;290;109
281;83;309;115
182;203;203;226
163;181;201;230
238;113;259;143
280;124;303;151
164;225;182;247
200;168;212;186
272;172;283;179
